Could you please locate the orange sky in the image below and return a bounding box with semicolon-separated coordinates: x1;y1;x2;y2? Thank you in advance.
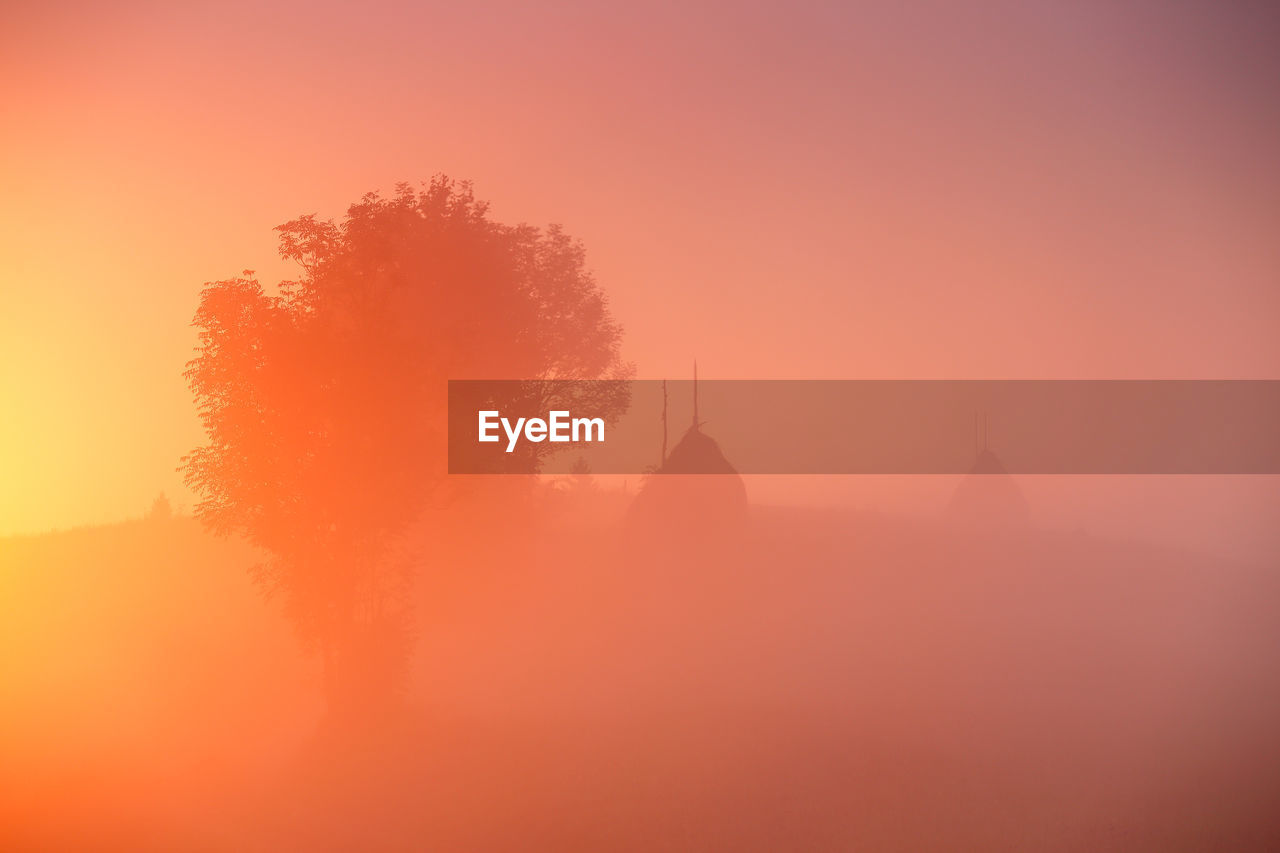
2;0;1278;534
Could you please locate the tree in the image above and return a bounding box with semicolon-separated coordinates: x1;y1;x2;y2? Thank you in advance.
182;178;629;717
147;492;172;521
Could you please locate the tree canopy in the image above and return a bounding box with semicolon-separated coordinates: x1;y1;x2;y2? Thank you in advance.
182;178;629;714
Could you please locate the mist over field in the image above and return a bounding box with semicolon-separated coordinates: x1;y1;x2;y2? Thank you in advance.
4;480;1279;850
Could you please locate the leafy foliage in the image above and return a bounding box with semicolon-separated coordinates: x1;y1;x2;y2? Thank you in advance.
182;178;629;713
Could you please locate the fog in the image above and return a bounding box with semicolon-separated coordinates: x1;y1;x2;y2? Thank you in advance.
4;475;1278;850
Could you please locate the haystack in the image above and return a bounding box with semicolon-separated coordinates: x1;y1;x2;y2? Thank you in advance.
627;369;748;536
947;417;1030;529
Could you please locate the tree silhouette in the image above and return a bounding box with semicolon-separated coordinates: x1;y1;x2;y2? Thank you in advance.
147;492;172;521
182;178;629;717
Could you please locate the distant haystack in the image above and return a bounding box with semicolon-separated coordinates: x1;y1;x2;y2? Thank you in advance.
629;425;749;532
661;425;740;476
627;368;748;537
947;417;1030;529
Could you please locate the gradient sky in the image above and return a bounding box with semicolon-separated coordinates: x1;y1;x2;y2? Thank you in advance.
2;0;1278;534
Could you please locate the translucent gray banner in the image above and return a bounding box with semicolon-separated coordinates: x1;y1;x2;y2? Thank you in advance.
447;380;1280;474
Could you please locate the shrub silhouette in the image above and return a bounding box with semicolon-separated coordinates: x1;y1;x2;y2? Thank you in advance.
147;492;173;521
